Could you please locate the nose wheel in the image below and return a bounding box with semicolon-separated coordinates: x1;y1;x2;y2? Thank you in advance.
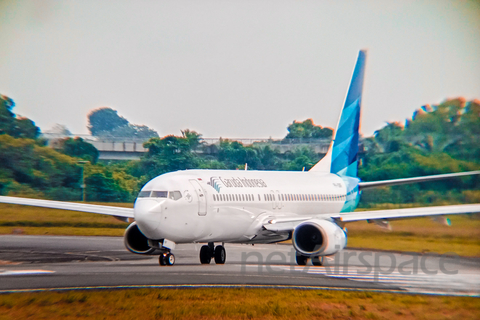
200;242;226;264
159;252;175;266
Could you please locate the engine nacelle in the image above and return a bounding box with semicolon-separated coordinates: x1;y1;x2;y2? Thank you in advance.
124;222;156;254
292;219;347;256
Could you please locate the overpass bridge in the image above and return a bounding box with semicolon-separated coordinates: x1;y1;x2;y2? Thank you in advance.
42;134;362;161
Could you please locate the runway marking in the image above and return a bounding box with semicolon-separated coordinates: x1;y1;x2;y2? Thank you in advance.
0;270;55;276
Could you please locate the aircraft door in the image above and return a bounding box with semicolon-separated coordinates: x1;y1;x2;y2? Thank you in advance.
270;190;277;209
189;179;207;216
276;190;282;209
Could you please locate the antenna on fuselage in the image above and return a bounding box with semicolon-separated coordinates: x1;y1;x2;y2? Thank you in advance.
244;163;248;170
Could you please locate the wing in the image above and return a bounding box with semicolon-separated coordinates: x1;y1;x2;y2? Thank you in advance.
0;196;134;218
337;203;480;222
358;170;480;190
263;203;480;232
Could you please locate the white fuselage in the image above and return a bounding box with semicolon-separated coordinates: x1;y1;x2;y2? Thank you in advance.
134;169;359;244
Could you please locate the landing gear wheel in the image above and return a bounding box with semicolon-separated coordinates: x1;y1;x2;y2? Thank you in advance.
166;253;175;266
159;254;167;266
214;245;226;264
312;256;324;266
296;254;308;266
200;245;212;264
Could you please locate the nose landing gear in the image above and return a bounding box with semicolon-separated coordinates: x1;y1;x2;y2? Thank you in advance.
200;242;226;264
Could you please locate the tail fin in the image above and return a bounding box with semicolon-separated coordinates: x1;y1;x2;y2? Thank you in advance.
310;50;367;176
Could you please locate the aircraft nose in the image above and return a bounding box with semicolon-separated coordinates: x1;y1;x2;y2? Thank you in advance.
134;199;162;239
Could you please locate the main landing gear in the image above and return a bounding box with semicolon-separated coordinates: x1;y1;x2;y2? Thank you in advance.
200;242;226;265
159;251;175;266
296;254;324;266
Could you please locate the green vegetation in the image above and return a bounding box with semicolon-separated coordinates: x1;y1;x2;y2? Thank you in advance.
0;94;39;139
57;137;99;164
285;118;333;140
0;288;478;320
0;95;479;206
359;98;480;206
346;213;480;256
87;107;158;139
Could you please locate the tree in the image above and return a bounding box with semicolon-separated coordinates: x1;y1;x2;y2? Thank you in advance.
282;146;320;171
0;94;40;139
87;107;159;139
85;171;130;202
0;95;16;136
87;107;129;136
181;129;203;149
217;139;262;169
44;124;72;136
285;119;333;140
59;137;99;164
371;122;404;153
140;134;201;179
0;134;81;200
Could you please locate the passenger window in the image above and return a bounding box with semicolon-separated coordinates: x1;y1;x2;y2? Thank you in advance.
152;191;168;198
137;191;151;198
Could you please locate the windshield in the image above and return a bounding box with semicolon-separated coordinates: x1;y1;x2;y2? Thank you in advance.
151;191;168;198
137;190;182;200
137;191;151;198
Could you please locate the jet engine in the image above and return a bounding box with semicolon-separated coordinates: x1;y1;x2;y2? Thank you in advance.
292;219;347;256
124;222;156;254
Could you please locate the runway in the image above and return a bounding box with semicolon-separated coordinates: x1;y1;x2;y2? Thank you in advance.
0;235;479;296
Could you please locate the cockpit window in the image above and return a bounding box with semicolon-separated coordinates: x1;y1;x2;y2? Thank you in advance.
151;191;168;198
169;191;182;200
137;191;151;198
138;190;181;199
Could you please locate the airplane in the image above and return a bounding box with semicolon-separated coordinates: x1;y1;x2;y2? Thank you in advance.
1;50;479;267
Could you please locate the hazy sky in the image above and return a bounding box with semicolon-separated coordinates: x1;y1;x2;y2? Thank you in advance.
1;0;479;138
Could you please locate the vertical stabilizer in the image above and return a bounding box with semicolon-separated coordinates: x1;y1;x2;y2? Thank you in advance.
310;50;367;177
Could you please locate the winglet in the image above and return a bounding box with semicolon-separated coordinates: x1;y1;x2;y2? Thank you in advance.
310;50;367;177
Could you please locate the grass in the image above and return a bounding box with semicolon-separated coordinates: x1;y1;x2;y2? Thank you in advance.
345;214;480;256
0;288;478;320
0;202;479;256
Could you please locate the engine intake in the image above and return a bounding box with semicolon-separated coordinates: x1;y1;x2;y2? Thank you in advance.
292;219;346;256
124;222;156;254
